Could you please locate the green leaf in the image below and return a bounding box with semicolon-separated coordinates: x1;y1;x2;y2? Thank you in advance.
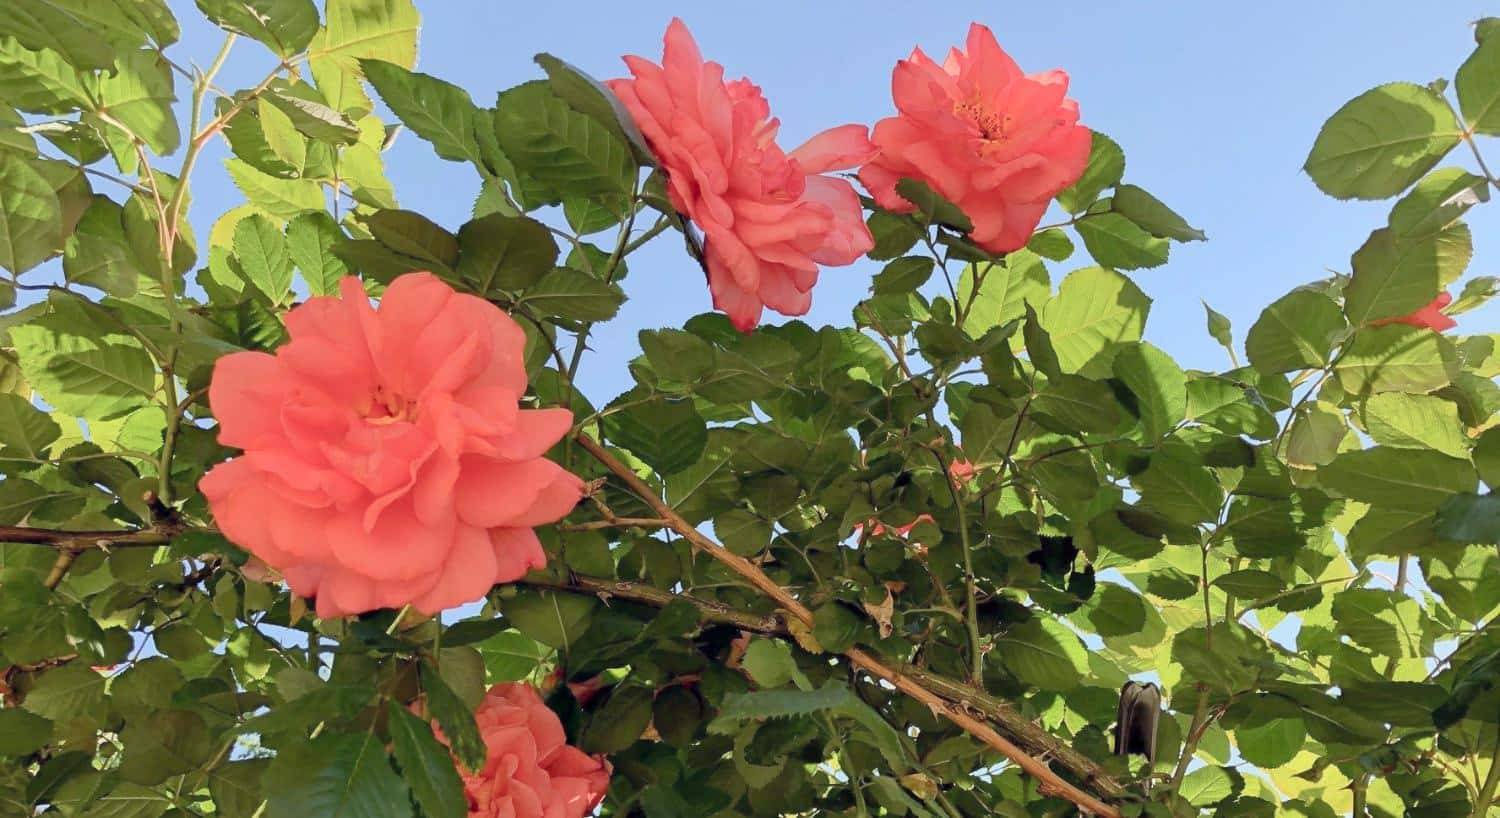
639;328;715;383
93;49;177;156
1434;492;1500;544
0;151;61;274
225;158;323;217
1235;718;1305;769
604;397;706;476
210;760;271;818
1345;224;1471;324
262;85;360;144
958;251;1047;337
308;0;419;116
76;782;173;818
1334;324;1455;395
119;710;213;785
1284;401;1345;468
361;58;484;165
0;36;92;113
1075;212;1169;270
363;209;458;270
455;213;556;294
534;52;653;165
580;685;653;754
233;213;293;304
418;662;484;774
384;708;459;816
740;638;804;689
1362;392;1468;458
475;630;547;681
1388;167;1488;241
874;256;934;295
714;508;771;556
22;663;105;720
1318;447;1476;511
1039;266;1150;377
0;392;59;459
0;707;52;756
996;617;1087;690
1030;373;1123;435
1245;289;1345;374
710;683;911;773
498;588;595;650
1331;588;1418;656
1135;450;1223;525
894;178;972;231
11;298;156;419
63;195;138;295
1457;35;1500;135
264;731;413;818
285;211;348;296
812;602;861;653
1112;184;1205;241
1112;341;1186;440
0;0;115;71
1213;569;1285;600
522;267;625;321
1180;766;1236;807
494;80;634;201
1303;82;1461;199
195;0;318;57
1057;131;1124;213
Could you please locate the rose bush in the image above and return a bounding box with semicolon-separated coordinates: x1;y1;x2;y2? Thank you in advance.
0;4;1495;818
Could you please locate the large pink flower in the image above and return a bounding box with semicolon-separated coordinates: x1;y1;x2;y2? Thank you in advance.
199;273;584;619
446;683;611;818
607;19;876;331
860;23;1091;254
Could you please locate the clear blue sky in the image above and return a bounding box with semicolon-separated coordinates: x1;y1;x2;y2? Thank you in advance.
164;0;1500;402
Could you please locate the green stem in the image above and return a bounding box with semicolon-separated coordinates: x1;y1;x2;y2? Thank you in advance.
824;714;868;818
1473;729;1500;818
1169;689;1210;801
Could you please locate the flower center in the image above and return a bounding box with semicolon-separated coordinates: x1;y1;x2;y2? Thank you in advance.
953;98;1010;142
363;384;417;425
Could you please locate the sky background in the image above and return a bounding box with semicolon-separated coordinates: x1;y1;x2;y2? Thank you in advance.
154;0;1500;405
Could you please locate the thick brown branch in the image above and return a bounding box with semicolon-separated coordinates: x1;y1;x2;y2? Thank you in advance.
0;524;181;551
573;434;1125;816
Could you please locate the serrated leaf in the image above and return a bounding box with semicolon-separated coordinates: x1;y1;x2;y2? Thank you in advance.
308;0;419;116
494;80;634;201
997;617;1088;690
1388;167;1488;241
1112;341;1186;440
1303;82;1461;199
386;703;465;818
0;36;92;113
1334;324;1455;395
521;267;624;321
958;251;1047;338
285;210;347;296
232;213;293;304
225;158;323;217
362;58;484;165
534;52;653;165
604;397;706;476
1075;212;1169;270
195;0;318;57
0;0;114;71
1112;184;1205;241
0;151;61;274
455;213;556;294
1039;266;1150;377
264;731;412;818
93;49;177;156
1362;392;1468;458
1245;289;1345;374
1457;35;1500;135
1318;446;1476;511
1057;131;1124;213
1345;224;1471;324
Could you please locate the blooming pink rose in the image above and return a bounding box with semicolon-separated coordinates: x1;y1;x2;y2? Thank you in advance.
859;23;1091;254
1371;291;1457;332
199;273;584;619
445;683;611;818
607;19;876;331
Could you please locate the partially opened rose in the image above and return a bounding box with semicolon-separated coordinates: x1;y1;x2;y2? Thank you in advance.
607;19;876;331
199;273;584;618
1371;291;1457;332
437;682;611;818
860;24;1091;254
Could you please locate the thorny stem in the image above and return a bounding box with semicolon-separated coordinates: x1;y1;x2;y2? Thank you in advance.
573;433;1125;817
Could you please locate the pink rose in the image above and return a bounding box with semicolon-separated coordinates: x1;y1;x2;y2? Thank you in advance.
199;273;584;619
948;459;977;487
1371;291;1457;332
607;19;876;331
859;23;1091;254
447;683;611;818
